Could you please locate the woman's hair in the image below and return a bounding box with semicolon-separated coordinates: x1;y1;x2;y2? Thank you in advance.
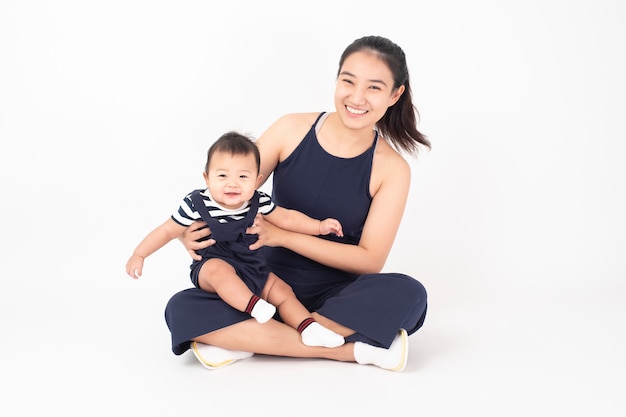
205;131;261;173
338;35;430;156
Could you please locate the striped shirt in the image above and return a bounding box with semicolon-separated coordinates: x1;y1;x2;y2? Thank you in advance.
171;189;276;227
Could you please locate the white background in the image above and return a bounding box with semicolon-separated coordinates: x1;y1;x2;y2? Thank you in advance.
1;1;624;416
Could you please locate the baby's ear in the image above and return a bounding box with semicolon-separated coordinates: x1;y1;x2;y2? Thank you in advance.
256;173;263;187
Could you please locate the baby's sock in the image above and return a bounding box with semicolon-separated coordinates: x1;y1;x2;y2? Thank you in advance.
298;318;345;348
245;295;276;323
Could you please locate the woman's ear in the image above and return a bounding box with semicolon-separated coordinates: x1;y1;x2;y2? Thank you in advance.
389;85;405;107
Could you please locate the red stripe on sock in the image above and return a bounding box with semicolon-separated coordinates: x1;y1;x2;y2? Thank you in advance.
297;318;315;334
245;295;261;314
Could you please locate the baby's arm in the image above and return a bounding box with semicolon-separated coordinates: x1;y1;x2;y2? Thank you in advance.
264;206;343;237
126;218;187;279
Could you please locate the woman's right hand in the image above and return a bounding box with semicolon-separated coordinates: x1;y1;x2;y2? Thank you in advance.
180;221;214;261
247;214;287;250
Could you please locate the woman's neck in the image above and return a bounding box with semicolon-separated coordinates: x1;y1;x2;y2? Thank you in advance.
317;112;376;158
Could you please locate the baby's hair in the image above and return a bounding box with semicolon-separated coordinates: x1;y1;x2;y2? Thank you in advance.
205;131;261;173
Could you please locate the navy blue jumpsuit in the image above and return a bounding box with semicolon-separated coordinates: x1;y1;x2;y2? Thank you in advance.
165;112;427;355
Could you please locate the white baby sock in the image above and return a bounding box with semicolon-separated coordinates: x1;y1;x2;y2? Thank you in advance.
298;319;345;348
248;297;276;323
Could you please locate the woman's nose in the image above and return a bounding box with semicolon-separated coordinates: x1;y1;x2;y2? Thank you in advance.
351;87;366;104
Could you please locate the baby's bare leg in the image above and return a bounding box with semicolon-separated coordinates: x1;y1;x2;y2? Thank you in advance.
310;312;356;338
198;259;253;311
198;259;275;322
262;273;310;329
262;273;344;348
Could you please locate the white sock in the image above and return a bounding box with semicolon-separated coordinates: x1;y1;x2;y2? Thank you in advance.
300;321;345;348
250;298;276;323
353;329;409;371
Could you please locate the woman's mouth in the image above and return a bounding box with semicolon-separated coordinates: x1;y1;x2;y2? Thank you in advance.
346;105;367;115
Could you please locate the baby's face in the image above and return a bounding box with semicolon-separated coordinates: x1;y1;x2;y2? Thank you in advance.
204;151;260;210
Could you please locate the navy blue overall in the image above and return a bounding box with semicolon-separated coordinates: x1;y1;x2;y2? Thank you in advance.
188;190;270;296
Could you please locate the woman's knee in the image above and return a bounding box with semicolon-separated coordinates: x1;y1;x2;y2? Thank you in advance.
386;273;427;301
392;274;428;334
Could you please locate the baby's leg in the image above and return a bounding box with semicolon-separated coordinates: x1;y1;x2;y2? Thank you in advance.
198;259;275;323
263;273;344;348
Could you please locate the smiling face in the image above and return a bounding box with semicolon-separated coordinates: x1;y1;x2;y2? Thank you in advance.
334;50;405;132
203;151;262;210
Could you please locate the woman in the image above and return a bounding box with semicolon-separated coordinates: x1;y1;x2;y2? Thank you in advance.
166;35;430;371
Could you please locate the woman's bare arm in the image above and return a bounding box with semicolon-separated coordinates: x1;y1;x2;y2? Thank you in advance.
256;112;319;184
249;153;410;275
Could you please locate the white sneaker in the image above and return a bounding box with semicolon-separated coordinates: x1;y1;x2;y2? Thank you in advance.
353;329;408;371
191;341;254;370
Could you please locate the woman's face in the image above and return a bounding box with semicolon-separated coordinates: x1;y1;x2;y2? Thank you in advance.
203;151;261;210
334;51;405;131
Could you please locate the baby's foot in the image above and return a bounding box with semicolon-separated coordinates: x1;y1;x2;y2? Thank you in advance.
300;321;345;348
249;298;276;323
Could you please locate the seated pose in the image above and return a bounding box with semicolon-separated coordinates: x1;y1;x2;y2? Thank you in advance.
126;131;346;359
167;35;430;371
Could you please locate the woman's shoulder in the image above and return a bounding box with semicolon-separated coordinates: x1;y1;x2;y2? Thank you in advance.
257;112;326;170
258;112;323;147
370;137;411;197
270;112;323;130
375;137;410;172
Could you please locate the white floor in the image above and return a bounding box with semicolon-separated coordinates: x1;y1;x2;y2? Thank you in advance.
2;251;624;416
2;1;625;415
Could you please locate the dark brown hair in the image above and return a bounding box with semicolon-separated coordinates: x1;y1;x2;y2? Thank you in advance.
338;36;430;156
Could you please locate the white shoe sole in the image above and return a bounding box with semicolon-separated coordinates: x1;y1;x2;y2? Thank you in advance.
389;328;409;372
191;341;253;370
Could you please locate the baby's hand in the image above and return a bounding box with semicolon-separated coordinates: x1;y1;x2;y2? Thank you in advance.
319;218;343;237
126;254;145;279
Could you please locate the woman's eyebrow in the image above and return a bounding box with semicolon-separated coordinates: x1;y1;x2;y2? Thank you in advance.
339;70;388;87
